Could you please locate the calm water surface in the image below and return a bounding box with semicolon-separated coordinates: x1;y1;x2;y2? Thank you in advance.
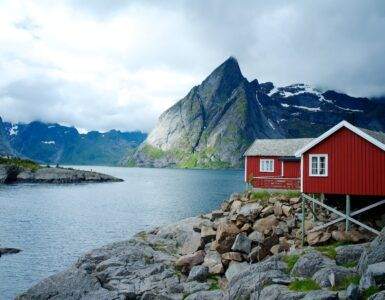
0;167;244;299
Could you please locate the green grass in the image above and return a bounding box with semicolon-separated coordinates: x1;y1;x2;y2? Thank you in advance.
340;261;358;268
272;190;301;198
283;254;300;273
0;157;40;171
362;286;381;299
316;242;347;260
331;275;360;291
288;278;320;292
207;275;220;290
250;190;271;203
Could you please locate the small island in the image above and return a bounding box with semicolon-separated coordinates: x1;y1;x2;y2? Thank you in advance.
0;157;123;184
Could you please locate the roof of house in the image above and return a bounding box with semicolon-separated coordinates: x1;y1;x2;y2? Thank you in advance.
295;120;385;156
244;138;314;157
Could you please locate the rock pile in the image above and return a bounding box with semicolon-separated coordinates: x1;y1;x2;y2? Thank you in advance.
17;191;385;300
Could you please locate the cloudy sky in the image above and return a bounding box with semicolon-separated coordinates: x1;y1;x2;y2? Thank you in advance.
0;1;384;133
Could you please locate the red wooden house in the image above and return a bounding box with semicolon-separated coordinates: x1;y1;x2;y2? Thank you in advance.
244;138;313;189
295;120;385;196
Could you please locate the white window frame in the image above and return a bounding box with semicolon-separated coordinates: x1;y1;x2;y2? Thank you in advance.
260;159;274;172
309;154;328;177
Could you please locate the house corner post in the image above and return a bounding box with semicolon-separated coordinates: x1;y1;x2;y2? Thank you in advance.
301;194;306;247
345;195;351;232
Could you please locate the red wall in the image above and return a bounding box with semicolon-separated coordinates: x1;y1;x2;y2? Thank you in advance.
284;161;301;178
303;127;385;196
246;156;282;181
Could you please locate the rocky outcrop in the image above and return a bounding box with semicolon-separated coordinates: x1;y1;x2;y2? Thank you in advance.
0;247;22;257
17;191;385;299
0;164;122;184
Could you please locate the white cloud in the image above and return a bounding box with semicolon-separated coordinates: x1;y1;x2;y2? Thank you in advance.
0;0;384;132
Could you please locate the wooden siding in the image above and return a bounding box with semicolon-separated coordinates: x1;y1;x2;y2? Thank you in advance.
246;156;300;190
303;127;385;196
246;156;282;180
283;161;301;178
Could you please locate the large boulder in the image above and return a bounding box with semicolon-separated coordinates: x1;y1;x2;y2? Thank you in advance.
187;265;209;282
307;230;331;246
335;243;369;266
358;227;385;275
231;233;252;254
312;265;357;288
184;290;223;300
256;284;305;300
228;256;290;299
225;261;249;281
253;215;278;234
175;251;205;271
302;290;338;300
202;251;223;275
360;261;385;290
182;231;203;255
214;222;240;254
368;291;385;300
291;251;335;277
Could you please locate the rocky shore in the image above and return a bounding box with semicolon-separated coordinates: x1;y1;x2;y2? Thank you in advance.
17;191;385;299
0;164;122;184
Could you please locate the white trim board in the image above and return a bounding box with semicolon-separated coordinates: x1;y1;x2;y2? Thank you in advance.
295;120;385;157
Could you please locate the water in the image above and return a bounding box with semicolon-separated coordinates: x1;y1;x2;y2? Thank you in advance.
0;166;244;299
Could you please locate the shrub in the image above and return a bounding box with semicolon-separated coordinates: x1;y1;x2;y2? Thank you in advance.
288;278;320;292
362;286;381;299
0;157;40;171
283;254;300;273
331;275;360;291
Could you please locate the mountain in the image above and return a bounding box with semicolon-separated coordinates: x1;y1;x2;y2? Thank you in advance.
133;57;385;168
0;117;15;156
2;120;147;166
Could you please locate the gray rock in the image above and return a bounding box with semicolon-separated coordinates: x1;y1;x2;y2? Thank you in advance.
312;265;356;288
231;233;252;254
335;243;369;266
182;231;203;255
248;231;264;244
141;293;183;300
358;227;385;275
359;271;376;290
229;256;290;299
237;202;262;220
362;261;385;288
256;284;305;300
291;251;335;277
225;261;249;281
346;283;360;300
0;247;22;256
302;290;338;300
202;251;223;275
184;290;223;300
187;266;209;282
182;281;210;295
368;291;385;300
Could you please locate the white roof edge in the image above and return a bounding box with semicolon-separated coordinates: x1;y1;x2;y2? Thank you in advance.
295;120;385;157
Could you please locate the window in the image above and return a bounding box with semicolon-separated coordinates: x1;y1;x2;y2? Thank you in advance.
309;154;328;176
260;159;274;172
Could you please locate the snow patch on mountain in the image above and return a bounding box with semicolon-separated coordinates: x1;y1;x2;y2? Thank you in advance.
9;125;18;136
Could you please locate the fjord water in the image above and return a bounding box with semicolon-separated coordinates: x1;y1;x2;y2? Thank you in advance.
0;167;244;299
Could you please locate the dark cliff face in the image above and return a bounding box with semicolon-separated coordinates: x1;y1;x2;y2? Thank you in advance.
1;120;147;165
135;57;385;168
0;117;14;156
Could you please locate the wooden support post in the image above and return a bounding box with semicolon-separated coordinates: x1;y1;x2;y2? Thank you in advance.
312;194;316;222
302;196;305;246
346;195;351;232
